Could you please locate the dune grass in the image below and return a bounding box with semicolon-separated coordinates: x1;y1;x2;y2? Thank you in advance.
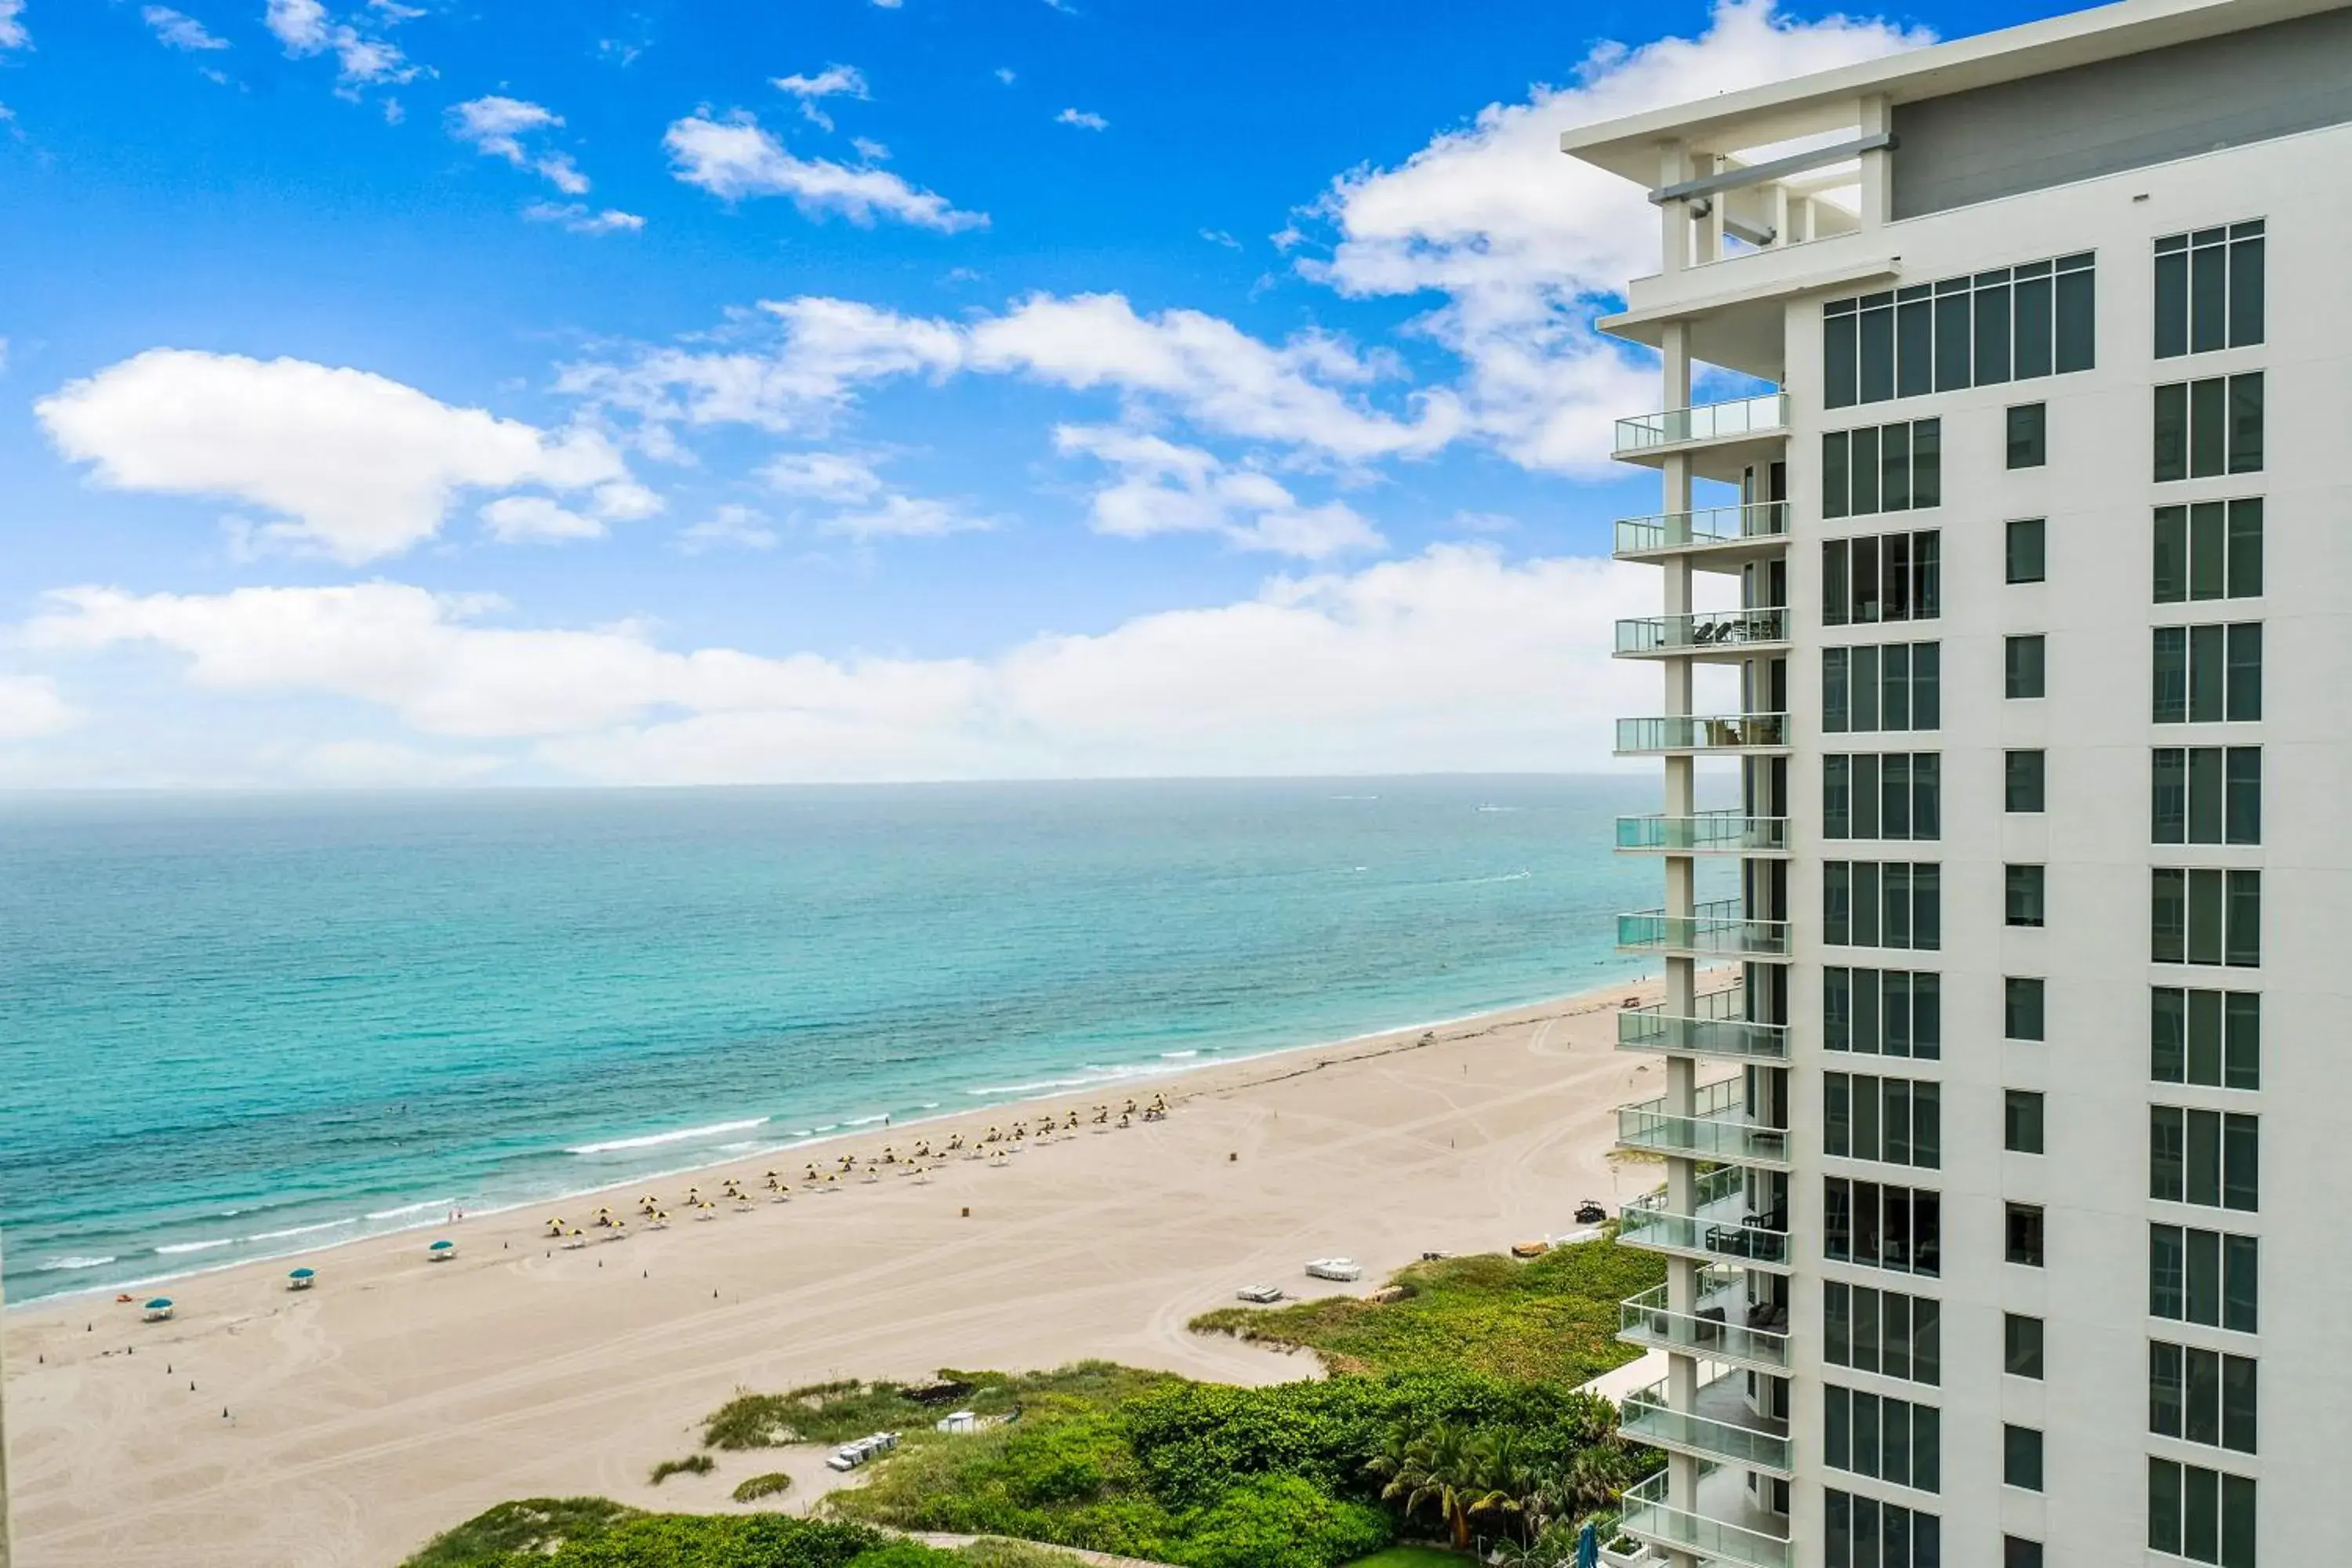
651;1453;717;1484
733;1470;797;1503
1187;1237;1664;1385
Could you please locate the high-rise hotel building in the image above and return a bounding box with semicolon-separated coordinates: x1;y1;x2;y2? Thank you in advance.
1563;1;2350;1565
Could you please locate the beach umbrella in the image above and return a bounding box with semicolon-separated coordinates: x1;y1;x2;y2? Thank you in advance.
145;1298;172;1310
289;1269;314;1279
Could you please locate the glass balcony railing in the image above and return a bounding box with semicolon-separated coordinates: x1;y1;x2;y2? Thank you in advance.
1614;713;1788;753
1614;606;1788;655
1620;1279;1792;1370
1617;1081;1791;1165
1616;900;1790;958
1613;393;1790;456
1621;1170;1790;1266
1618;996;1790;1062
1622;1370;1794;1473
1614;811;1788;853
1619;1470;1792;1568
1614;501;1790;558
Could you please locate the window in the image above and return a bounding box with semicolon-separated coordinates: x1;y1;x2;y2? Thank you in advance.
2150;1458;2256;1567
2153;747;2260;844
1824;1490;1942;1568
2005;977;2045;1041
2151;1340;2258;1454
1822;530;1940;625
2005;1313;2045;1378
2155;221;2264;358
2151;1223;2259;1333
1824;1385;1943;1492
2152;989;2259;1089
2005;1090;2045;1154
1826;253;2095;408
2005;864;2046;928
2004;1425;2045;1490
2004;750;2046;813
1824;967;1942;1059
2156;499;2262;601
2005;634;2045;699
1826;1073;1942;1168
2154;373;2263;480
2005;516;2046;583
1825;861;1942;950
1824;1281;1942;1385
2152;869;2261;967
1822;423;1944;518
1824;753;1940;840
1825;1176;1942;1276
2151;1107;2259;1210
1822;642;1941;733
2005;1539;2045;1568
2006;404;2047;469
2006;1202;2045;1266
2153;623;2261;722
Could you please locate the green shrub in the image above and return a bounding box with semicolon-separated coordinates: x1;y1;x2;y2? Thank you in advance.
732;1472;794;1504
844;1545;967;1568
953;1541;1095;1567
1169;1474;1392;1568
402;1497;641;1566
650;1454;717;1485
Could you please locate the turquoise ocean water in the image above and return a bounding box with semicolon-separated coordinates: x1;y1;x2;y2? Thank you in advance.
0;778;1688;1306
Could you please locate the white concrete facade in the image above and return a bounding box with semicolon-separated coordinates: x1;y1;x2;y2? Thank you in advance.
1567;2;2352;1565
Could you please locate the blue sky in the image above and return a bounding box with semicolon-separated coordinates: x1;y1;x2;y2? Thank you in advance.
0;0;2065;786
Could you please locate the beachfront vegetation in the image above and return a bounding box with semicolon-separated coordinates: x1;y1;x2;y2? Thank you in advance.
648;1454;717;1486
1188;1239;1661;1383
409;1240;1661;1568
731;1472;795;1504
402;1507;983;1567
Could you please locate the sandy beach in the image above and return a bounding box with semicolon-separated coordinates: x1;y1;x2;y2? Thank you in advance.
4;977;1679;1567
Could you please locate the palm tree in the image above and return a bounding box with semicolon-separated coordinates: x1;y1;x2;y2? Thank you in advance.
1365;1421;1483;1552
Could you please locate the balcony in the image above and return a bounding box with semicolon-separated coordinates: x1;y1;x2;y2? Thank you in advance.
1612;393;1790;480
1621;1168;1791;1271
1620;1276;1791;1373
1617;1466;1793;1568
1616;900;1789;960
1623;1364;1794;1475
1617;1078;1791;1169
1615;810;1788;855
1614;501;1789;565
1618;987;1789;1063
1614;713;1788;756
1614;606;1788;661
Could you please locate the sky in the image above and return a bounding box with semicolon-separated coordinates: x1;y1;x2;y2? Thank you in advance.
0;0;2071;788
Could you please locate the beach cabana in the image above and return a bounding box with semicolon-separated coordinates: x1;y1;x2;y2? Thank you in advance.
427;1239;457;1262
288;1268;317;1291
143;1298;175;1322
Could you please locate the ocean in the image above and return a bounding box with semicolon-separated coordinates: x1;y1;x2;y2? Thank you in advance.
0;777;1700;1305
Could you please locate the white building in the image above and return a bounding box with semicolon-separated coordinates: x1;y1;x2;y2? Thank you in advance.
1564;1;2351;1564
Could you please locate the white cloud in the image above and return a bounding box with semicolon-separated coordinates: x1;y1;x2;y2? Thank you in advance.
566;292;1457;462
1055;425;1381;560
293;739;503;786
663;112;986;233
851;136;890;163
1054;107;1107;131
448;96;593;194
1301;0;1925;472
760;450;887;503
993;67;1014;85
1200;229;1239;249
0;0;25;50
23;546;1654;781
871;0;902;8
0;674;75;739
266;0;415;87
677;504;779;553
822;493;985;541
143;6;228;50
524;201;645;235
478;495;603;543
773;63;868;130
35;350;635;564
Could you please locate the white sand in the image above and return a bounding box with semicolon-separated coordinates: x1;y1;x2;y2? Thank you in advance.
4;978;1673;1567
